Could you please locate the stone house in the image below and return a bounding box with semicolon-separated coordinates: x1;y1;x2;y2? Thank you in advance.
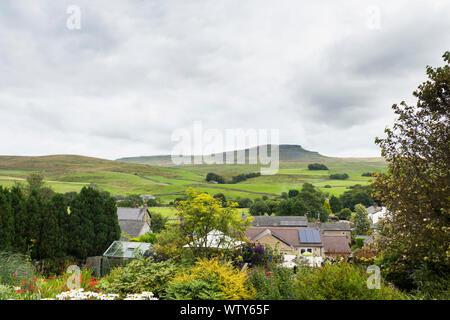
117;207;151;240
308;222;352;243
246;227;324;256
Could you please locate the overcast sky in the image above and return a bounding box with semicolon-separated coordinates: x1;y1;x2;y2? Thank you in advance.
0;0;449;159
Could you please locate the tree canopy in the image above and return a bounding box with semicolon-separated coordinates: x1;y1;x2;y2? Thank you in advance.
175;188;253;258
373;51;450;295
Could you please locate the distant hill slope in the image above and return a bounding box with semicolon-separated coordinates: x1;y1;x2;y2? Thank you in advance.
117;144;328;166
0;154;176;177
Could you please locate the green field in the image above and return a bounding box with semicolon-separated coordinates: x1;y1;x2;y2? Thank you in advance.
0;149;386;203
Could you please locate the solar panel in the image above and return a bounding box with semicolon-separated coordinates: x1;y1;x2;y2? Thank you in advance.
298;229;321;243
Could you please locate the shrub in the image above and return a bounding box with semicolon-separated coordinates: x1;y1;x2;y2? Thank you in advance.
247;265;296;300
130;232;157;244
146;198;158;207
233;243;283;268
337;208;352;221
355;237;365;248
362;172;374;177
288;189;299;198
329;173;349;180
97;258;180;298
236;197;252;208
231;172;261;184
0;251;36;286
149;212;168;233
378;252;450;299
410;265;450;299
206;173;225;184
30;267;96;299
165;278;225;300
36;256;79;276
293;262;409;300
165;258;255;300
0;284;18;300
213;193;227;203
308;163;329;170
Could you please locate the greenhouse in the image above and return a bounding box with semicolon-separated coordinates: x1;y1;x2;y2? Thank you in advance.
101;241;154;276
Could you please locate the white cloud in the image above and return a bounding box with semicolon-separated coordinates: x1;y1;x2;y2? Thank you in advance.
0;0;449;159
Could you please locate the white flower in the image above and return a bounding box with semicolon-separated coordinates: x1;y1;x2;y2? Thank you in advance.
54;290;156;300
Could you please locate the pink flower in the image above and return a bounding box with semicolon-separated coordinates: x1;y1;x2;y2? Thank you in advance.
13;271;18;277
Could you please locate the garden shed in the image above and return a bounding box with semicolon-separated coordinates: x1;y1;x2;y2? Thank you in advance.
101;241;154;276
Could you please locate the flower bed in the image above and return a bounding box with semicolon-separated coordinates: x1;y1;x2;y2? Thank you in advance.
54;288;157;300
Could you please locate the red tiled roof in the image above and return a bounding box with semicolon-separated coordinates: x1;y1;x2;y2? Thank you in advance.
322;235;351;254
246;227;323;247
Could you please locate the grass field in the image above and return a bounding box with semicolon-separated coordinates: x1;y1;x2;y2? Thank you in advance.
147;206;249;220
0;151;385;203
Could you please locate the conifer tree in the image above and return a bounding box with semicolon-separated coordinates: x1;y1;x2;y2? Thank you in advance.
25;190;43;259
100;197;121;253
0;187;14;251
329;195;342;214
10;186;28;253
39;194;66;259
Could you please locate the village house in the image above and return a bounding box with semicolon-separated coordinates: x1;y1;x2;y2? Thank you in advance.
246;227;324;256
321;235;352;258
245;215;352;258
308;222;352;243
245;226;351;258
366;203;387;224
117;207;151;240
250;215;308;227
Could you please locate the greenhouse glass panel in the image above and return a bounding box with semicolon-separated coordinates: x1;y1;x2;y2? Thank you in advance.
101;241;154;276
103;241;153;258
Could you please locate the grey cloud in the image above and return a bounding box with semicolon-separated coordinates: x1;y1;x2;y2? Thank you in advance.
0;0;449;158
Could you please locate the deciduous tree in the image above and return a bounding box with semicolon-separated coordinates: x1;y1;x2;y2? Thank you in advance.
373;52;450;294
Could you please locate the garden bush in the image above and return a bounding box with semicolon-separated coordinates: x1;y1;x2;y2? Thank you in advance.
165;277;225;300
355;237;365;248
410;264;450;299
247;265;296;300
36;256;79;276
293;262;409;300
0;251;36;286
233;243;283;269
129;232;157;244
165;258;255;300
0;284;17;300
97;258;180;298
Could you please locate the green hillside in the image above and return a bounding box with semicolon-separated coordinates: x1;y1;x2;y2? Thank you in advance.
0;147;386;204
116;144;327;166
0;155;177;177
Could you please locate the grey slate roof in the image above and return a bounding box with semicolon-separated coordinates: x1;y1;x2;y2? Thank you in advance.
118;220;150;240
117;207;151;239
250;215;308;227
117;208;148;221
308;222;351;231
